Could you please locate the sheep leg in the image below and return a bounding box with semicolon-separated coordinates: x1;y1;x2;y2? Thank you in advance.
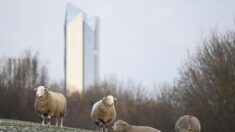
55;117;59;128
41;115;45;126
60;117;64;128
99;123;103;132
47;116;51;127
104;123;109;132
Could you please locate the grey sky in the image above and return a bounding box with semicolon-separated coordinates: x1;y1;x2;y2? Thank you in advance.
0;0;235;88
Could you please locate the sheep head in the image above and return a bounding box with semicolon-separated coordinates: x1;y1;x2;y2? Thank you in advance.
102;95;117;105
112;120;129;132
34;86;48;97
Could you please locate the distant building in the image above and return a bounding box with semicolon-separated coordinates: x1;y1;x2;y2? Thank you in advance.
65;3;99;96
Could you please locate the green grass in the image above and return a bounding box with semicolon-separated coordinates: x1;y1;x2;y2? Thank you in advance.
0;118;93;132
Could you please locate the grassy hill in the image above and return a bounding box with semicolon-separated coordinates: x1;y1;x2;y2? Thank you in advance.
0;118;93;132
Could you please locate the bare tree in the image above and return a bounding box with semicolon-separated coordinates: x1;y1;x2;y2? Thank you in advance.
0;50;49;121
174;31;235;131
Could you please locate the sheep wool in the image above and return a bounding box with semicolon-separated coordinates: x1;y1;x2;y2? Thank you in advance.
175;115;201;132
34;86;66;128
112;120;161;132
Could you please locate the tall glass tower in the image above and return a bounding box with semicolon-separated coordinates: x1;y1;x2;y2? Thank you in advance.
65;3;99;96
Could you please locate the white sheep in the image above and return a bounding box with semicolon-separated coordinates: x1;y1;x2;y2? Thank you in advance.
91;95;117;132
34;86;67;128
112;120;161;132
175;115;201;132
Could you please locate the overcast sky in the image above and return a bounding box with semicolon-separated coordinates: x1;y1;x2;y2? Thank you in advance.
0;0;235;88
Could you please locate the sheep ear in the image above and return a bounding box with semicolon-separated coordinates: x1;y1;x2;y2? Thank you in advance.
114;97;117;101
34;88;38;91
102;96;106;102
122;122;128;126
44;88;48;93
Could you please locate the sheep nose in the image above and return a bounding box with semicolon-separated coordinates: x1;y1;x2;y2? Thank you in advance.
36;93;40;96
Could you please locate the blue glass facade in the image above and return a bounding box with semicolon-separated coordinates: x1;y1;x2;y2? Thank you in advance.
84;17;99;89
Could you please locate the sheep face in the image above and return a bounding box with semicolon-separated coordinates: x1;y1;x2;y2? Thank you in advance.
175;115;200;132
34;86;48;97
102;95;117;105
112;120;129;132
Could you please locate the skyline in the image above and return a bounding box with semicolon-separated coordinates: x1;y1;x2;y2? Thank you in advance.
0;0;235;88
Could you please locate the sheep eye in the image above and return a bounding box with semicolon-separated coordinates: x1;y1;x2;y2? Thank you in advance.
116;123;121;126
